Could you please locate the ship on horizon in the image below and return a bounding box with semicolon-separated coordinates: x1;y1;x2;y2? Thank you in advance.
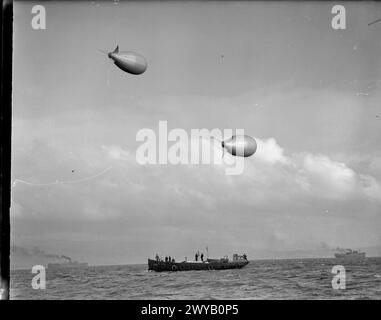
334;247;366;260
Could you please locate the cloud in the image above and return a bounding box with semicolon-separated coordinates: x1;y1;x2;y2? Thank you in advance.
13;134;381;219
297;153;381;200
243;138;381;202
300;153;356;198
255;137;288;165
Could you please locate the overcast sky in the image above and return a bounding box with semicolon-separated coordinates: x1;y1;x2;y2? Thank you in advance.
11;1;381;266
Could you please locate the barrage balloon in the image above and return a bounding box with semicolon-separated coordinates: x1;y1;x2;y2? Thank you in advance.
222;135;257;157
100;45;147;75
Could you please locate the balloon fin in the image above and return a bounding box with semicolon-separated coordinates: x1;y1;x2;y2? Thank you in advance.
113;45;119;53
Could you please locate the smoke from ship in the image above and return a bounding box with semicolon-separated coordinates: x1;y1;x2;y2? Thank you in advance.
11;245;76;269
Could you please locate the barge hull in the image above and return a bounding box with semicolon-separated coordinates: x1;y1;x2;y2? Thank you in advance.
148;259;249;272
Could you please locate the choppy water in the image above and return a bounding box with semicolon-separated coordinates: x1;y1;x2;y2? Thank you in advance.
10;258;381;299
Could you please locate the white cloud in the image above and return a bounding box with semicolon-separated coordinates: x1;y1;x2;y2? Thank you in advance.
99;137;381;206
255;137;288;165
300;153;356;198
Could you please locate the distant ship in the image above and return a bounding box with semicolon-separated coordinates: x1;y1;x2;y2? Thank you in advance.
334;248;366;260
148;253;249;272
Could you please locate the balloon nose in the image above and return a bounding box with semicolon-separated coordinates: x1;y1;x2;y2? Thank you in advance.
222;141;225;148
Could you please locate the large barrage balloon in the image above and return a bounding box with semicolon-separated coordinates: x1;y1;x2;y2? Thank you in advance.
106;45;147;75
222;135;257;157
